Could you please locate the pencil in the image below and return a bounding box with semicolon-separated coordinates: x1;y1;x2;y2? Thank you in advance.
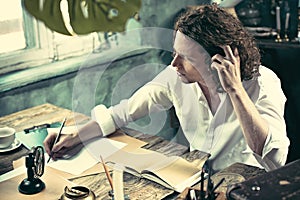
100;155;114;190
47;117;67;163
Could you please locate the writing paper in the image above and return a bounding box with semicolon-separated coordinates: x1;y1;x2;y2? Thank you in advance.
47;138;127;175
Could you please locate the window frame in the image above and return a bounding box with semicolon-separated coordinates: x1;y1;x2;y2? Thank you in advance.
0;0;98;75
0;3;54;74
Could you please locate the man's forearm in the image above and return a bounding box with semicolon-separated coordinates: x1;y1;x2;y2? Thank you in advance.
228;87;269;156
78;120;104;142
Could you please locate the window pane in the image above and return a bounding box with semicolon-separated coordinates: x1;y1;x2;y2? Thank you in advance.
0;0;26;54
52;32;97;60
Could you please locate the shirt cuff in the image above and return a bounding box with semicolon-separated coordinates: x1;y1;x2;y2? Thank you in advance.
243;128;289;171
91;105;116;136
261;127;290;159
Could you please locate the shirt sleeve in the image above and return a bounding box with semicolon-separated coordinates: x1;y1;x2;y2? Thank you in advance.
254;67;290;171
91;104;116;136
91;67;174;136
110;79;174;129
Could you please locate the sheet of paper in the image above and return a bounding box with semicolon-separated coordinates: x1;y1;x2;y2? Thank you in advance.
0;166;74;200
0;166;25;183
107;147;167;173
47;138;127;175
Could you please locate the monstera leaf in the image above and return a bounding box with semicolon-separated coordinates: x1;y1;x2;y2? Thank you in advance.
23;0;142;35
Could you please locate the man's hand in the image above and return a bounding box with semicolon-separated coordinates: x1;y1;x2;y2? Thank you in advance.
212;45;269;156
211;45;243;93
44;131;81;160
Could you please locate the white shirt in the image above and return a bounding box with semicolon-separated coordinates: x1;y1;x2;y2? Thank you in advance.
92;65;290;171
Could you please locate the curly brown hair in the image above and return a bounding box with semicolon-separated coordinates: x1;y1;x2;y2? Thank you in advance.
174;4;261;80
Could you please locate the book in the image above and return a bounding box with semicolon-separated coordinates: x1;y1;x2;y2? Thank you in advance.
106;147;210;193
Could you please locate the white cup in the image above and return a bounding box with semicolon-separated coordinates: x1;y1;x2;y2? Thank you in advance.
0;127;16;149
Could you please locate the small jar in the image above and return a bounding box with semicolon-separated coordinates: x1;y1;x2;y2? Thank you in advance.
60;186;96;200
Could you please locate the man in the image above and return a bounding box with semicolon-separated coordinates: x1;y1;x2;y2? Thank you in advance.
44;4;289;171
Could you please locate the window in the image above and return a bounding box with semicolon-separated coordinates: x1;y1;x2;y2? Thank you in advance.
0;0;26;54
0;0;106;75
0;0;143;79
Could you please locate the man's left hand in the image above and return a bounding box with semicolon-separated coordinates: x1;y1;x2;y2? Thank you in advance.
211;45;243;93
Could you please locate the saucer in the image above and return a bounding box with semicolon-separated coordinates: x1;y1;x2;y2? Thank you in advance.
0;139;21;153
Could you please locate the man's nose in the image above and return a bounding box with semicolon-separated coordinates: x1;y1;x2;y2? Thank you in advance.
171;54;181;69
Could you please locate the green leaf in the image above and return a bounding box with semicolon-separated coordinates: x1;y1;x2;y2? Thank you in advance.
24;0;71;35
23;0;142;35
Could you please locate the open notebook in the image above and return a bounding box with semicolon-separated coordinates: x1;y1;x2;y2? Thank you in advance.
106;148;209;193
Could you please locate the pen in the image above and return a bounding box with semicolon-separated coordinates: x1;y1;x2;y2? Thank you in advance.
200;168;205;199
100;155;114;191
47;117;67;163
206;166;213;199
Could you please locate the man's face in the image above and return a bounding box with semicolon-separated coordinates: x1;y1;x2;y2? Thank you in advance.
171;52;202;83
171;31;213;85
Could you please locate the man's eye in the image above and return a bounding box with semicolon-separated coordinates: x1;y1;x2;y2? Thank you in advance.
172;52;183;59
172;52;188;61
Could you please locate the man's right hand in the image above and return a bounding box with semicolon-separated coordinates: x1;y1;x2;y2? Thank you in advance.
43;131;81;160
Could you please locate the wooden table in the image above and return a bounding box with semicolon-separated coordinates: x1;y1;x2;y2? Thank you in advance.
0;103;265;199
0;103;90;175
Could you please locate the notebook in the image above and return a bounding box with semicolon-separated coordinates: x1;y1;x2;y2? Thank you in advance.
106;147;210;193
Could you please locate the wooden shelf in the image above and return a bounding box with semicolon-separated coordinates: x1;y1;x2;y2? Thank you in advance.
257;38;300;49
